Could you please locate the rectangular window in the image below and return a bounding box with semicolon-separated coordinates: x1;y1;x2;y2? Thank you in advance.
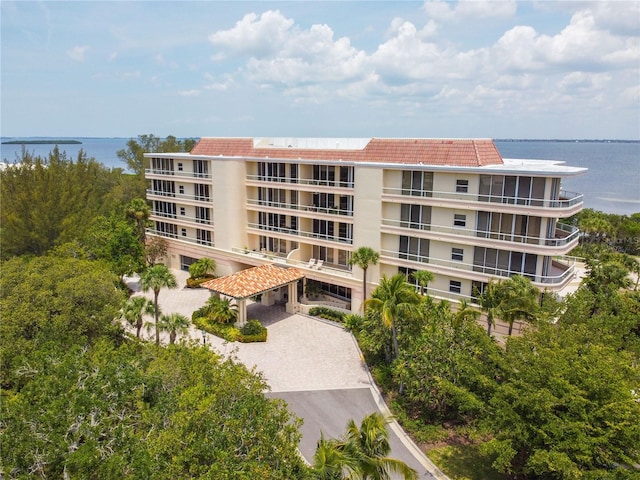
179;185;185;194
453;214;466;227
451;248;464;262
181;228;187;237
449;280;462;294
177;162;183;171
180;207;185;216
456;179;469;193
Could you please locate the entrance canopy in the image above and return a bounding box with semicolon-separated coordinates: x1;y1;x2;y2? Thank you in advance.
201;264;305;326
202;264;304;299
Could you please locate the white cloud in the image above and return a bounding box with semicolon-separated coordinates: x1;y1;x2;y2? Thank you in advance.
66;45;90;62
423;0;517;21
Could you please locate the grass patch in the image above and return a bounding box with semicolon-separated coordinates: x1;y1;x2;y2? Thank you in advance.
427;444;502;480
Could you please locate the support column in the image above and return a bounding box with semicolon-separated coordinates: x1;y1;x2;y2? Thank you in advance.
237;298;247;327
286;281;299;314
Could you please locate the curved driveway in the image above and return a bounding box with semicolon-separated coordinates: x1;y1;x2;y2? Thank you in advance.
126;271;446;480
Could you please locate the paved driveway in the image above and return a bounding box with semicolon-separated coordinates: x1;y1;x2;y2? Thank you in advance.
125;271;446;479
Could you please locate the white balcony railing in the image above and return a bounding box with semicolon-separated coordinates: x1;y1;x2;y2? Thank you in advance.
382;187;583;209
246;174;354;189
150;211;213;226
247;223;353;244
381;219;579;248
146;189;211;203
246;199;353;217
380;249;574;285
145;168;211;179
147;229;214;247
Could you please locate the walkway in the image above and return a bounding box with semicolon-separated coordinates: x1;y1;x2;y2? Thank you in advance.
125;270;447;479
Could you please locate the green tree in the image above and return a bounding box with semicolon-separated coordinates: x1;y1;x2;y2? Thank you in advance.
483;322;640;479
144;235;168;266
0;148;127;258
364;274;421;362
125;197;151;245
476;279;502;336
410;269;434;296
0;254;124;388
311;413;416;480
158;313;190;344
140;265;177;345
349;246;380;304
188;257;217;279
205;296;239;324
120;296;154;338
497;275;539;336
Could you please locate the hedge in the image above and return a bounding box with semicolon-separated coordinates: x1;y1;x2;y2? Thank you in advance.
193;317;267;343
308;306;346;323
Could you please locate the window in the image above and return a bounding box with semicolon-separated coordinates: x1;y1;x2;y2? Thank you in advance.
451;248;464;262
181;228;187;237
453;214;466;227
178;162;183;171
456;180;469;193
401;171;433;197
399;236;430;263
180;207;185;216
179;185;185;194
449;280;462;294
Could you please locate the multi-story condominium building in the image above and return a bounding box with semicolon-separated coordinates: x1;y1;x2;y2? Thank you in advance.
145;137;586;312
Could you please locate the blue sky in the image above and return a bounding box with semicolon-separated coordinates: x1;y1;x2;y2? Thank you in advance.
1;1;639;139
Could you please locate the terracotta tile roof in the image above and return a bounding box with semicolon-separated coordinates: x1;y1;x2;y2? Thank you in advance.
190;138;504;167
201;264;304;299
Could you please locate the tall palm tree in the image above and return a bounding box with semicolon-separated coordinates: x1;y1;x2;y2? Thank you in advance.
125;198;151;245
120;296;154;338
410;269;434;296
498;275;539;336
344;413;417;480
476;279;501;336
311;434;358;480
140;265;177;345
364;274;421;361
158;313;190;344
349;246;380;305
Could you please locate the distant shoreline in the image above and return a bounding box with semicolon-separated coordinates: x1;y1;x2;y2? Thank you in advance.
2;140;83;145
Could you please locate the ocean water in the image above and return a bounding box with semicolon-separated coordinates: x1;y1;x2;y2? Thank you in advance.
2;137;638;215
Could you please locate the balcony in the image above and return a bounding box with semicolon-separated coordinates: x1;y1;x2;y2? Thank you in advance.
381;219;579;250
382;187;583;213
145;168;211;179
380;249;575;287
150;210;213;227
246;223;353;245
246;199;353;217
246;174;354;189
147;229;214;247
146;189;211;203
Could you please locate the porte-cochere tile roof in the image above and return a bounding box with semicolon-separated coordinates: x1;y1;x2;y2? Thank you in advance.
190;138;504;167
201;264;304;300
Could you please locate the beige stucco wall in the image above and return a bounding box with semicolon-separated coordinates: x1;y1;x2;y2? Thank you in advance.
211;159;247;251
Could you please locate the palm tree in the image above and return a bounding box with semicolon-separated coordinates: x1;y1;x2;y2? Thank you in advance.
206;296;238;324
498;275;539;336
410;269;434;296
125;198;151;245
344;413;417;480
140;265;177;345
158;313;190;344
189;257;216;279
476;279;501;336
364;274;421;361
349;246;380;304
120;296;154;338
453;299;480;332
312;413;416;480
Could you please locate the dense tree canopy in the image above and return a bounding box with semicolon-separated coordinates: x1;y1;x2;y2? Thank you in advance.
0;148;131;258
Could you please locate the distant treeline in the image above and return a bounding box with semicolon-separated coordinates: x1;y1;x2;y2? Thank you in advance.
2;139;82;145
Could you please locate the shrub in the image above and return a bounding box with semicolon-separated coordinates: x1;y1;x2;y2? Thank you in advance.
185;274;215;289
343;314;363;332
308;306;346;323
239;319;267;343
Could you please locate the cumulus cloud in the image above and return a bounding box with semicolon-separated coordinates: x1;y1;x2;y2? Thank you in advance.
204;3;638;117
423;0;517;21
66;45;90;61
